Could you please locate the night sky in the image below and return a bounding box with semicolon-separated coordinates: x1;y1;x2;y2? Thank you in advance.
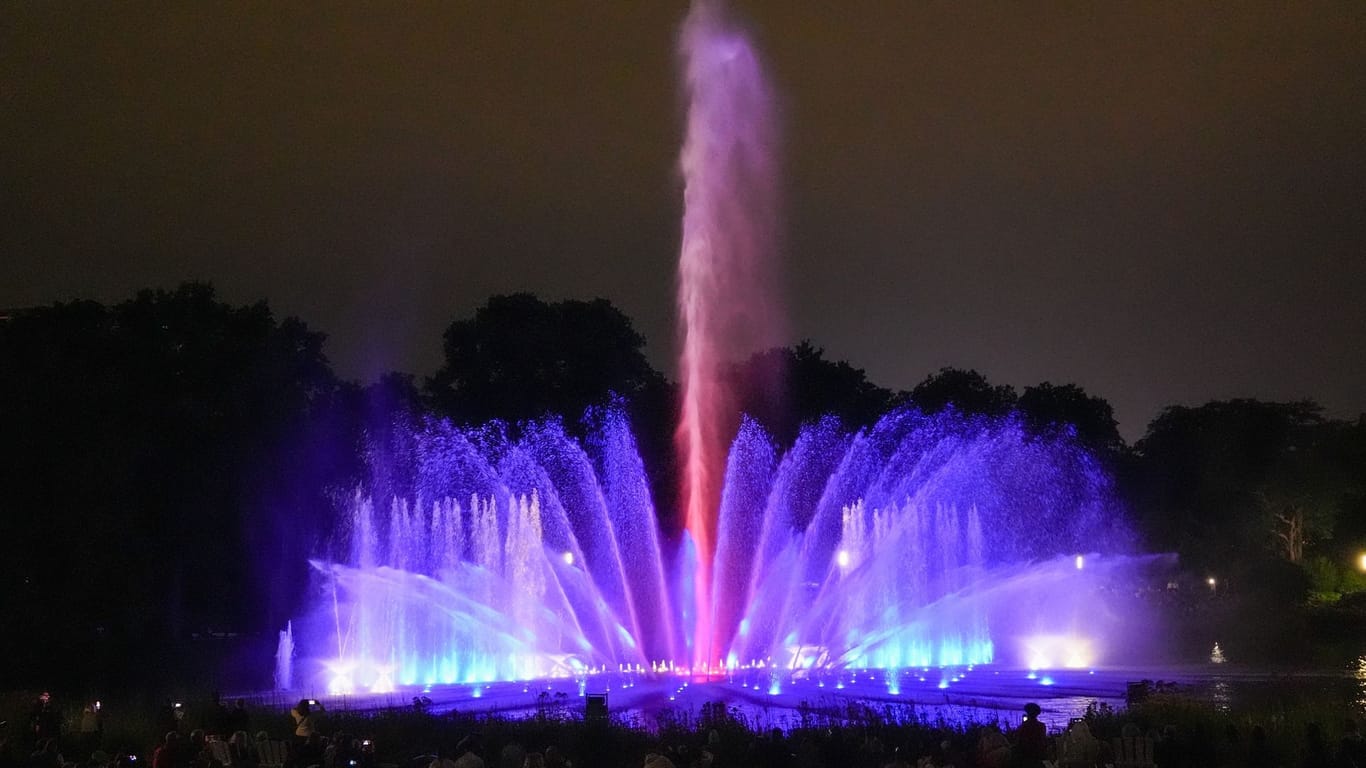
5;2;1364;439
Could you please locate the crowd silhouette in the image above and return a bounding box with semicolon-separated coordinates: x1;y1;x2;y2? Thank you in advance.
4;693;1366;768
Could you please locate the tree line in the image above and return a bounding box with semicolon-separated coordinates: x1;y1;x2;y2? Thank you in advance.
1;283;1363;688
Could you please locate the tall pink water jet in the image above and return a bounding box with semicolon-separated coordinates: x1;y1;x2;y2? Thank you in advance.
675;0;783;670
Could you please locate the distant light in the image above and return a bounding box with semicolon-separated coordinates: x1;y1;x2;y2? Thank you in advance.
1207;577;1217;588
1075;555;1084;570
1358;553;1366;573
836;550;850;568
563;551;575;566
325;660;356;695
371;665;395;694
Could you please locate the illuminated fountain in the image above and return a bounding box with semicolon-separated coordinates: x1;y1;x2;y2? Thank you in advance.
290;404;1137;693
283;1;1146;697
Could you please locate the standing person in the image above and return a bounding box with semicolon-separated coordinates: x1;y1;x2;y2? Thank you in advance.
203;695;230;739
226;702;250;739
1013;703;1048;768
79;703;104;755
31;693;61;744
289;702;317;741
152;734;180;768
1303;723;1332;768
1340;718;1366;768
1247;725;1277;768
155;702;179;741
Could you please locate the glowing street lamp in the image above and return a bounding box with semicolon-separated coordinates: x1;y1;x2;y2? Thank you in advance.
1207;576;1217;591
1357;552;1366;573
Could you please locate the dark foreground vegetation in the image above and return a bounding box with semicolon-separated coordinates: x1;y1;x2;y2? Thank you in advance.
2;284;1364;690
3;685;1366;768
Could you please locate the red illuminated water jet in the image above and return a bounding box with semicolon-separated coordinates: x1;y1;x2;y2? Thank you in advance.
675;0;783;670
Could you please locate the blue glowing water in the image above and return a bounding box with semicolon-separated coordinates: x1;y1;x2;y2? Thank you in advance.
288;404;1143;694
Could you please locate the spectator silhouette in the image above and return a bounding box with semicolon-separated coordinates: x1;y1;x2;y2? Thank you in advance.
1058;720;1100;767
153;734;180;768
1339;718;1366;768
451;736;484;768
228;732;257;768
1013;703;1048;768
28;739;62;768
540;747;567;768
226;702;250;738
1303;723;1332;768
31;694;61;744
497;743;525;768
976;725;1011;768
289;702;317;742
1247;725;1277;768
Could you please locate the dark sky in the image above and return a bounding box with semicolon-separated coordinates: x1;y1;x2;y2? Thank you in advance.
4;2;1364;440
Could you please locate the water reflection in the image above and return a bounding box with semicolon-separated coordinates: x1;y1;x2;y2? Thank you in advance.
1210;679;1232;713
1356;655;1366;709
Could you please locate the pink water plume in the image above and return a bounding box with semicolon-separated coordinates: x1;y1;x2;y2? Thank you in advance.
675;0;784;670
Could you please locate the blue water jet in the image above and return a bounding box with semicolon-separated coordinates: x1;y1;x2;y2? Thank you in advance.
286;403;1147;694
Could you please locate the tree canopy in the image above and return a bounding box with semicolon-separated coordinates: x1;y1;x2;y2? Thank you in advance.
426;293;665;427
1129;400;1365;578
0;283;354;687
1018;381;1124;455
730;340;894;445
908;367;1018;417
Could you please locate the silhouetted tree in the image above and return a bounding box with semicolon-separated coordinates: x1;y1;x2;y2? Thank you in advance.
731;340;894;445
1130;399;1358;575
1018;381;1124;455
908;367;1017;417
425;294;665;427
0;283;352;688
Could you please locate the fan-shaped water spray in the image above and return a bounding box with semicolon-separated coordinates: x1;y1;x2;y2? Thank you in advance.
289;405;1141;693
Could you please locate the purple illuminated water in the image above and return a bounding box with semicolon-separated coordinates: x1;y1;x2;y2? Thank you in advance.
279;1;1151;697
286;405;1144;694
676;0;783;668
